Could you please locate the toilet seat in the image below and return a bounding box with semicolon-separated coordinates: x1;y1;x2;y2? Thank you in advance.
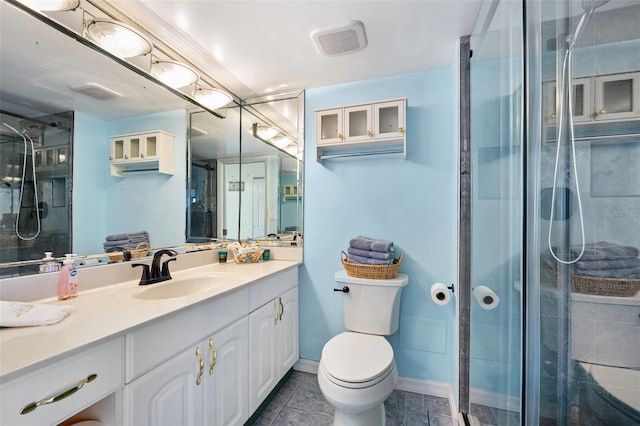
321;332;394;389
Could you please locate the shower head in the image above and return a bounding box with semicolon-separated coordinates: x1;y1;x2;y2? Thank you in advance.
583;0;610;11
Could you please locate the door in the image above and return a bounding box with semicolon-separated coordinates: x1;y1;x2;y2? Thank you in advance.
277;287;299;374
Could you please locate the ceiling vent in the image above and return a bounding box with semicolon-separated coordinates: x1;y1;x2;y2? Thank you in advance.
312;21;367;57
70;83;121;100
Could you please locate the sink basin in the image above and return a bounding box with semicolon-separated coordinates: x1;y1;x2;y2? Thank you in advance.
125;273;236;301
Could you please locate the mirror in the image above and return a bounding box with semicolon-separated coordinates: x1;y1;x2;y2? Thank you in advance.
187;94;304;245
0;1;303;277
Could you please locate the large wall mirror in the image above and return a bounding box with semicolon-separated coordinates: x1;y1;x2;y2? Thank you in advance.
0;1;303;277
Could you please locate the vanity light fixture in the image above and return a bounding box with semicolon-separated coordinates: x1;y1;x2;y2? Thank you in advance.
271;135;292;149
249;124;279;141
18;0;79;11
85;17;153;59
150;60;199;89
194;88;233;110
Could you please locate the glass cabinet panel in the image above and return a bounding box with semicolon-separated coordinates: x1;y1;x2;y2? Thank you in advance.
594;72;640;121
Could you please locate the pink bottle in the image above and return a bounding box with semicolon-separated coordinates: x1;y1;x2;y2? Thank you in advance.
57;254;78;300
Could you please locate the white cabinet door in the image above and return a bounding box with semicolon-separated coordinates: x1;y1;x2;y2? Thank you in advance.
344;104;372;142
277;287;299;374
374;99;406;139
123;346;203;426
248;298;279;413
316;108;344;145
594;72;640;121
204;317;249;426
542;77;592;123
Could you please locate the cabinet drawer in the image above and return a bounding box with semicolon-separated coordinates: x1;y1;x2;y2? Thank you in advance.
248;268;298;312
1;337;124;426
126;288;248;382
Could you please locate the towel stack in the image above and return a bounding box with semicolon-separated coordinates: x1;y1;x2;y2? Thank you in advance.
346;236;396;265
574;241;640;278
103;231;150;252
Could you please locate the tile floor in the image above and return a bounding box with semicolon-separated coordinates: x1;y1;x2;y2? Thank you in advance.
250;370;455;426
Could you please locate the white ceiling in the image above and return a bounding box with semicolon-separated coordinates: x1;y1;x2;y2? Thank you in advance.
129;0;485;101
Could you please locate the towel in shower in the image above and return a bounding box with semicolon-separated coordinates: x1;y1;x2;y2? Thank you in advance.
347;253;395;265
575;266;640;279
103;237;149;248
347;247;394;260
575;257;640;272
348;236;394;253
0;301;73;327
105;231;149;242
573;242;640;261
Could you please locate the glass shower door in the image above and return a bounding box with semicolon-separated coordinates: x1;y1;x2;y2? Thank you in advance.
466;0;523;424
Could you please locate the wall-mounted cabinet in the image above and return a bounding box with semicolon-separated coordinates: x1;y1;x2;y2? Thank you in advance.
109;130;174;177
316;98;406;161
543;71;640;124
283;184;301;199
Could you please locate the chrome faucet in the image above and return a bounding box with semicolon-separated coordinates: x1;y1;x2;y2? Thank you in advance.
132;249;178;285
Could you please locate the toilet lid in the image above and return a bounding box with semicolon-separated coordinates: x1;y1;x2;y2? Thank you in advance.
322;332;394;384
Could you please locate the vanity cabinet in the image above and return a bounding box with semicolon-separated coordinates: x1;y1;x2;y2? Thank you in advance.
543;71;640;124
248;286;299;413
109;130;175;177
316;98;406;161
0;338;124;426
123;317;248;426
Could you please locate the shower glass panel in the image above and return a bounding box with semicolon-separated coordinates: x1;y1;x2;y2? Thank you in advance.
467;0;523;424
0;111;73;276
529;0;640;424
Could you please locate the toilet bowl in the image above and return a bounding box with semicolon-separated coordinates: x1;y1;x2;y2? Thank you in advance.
318;332;398;426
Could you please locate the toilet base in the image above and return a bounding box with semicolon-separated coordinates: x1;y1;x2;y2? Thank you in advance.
334;403;386;426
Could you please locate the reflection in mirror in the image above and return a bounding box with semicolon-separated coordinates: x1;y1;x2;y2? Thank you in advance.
187;93;304;245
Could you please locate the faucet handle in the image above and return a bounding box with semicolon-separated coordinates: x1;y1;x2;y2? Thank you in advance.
161;258;177;279
132;263;151;285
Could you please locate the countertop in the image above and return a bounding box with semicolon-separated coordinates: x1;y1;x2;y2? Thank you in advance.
0;259;300;381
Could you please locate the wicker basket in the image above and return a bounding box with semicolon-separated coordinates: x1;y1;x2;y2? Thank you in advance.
341;251;402;279
106;242;150;262
543;258;640;297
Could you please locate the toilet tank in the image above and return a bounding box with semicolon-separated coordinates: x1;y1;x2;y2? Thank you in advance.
335;270;409;335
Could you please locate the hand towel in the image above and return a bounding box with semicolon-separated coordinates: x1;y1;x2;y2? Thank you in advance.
572;241;640;261
575;257;640;272
1;301;73;327
349;236;394;253
347;253;395;265
347;247;394;260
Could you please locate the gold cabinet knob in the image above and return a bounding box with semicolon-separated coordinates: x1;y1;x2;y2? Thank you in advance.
399;127;404;133
140;153;144;158
598;109;607;115
550;113;556;118
337;133;342;139
109;156;113;160
124;155;128;160
367;130;371;136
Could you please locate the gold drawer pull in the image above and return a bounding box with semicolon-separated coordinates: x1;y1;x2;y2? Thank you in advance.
209;338;217;375
274;300;279;325
20;374;97;415
278;297;284;321
196;347;204;385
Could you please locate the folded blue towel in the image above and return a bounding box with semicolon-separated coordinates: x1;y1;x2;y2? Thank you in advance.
347;247;393;260
576;257;640;272
573;242;639;261
347;253;395;265
106;231;149;242
576;266;640;279
103;236;149;248
349;236;394;253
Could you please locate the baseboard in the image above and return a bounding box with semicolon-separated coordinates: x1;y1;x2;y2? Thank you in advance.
294;358;459;425
469;387;520;412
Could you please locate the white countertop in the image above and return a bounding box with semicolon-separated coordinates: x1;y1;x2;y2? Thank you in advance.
0;259;300;381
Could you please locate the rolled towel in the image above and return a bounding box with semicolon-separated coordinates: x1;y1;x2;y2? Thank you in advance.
573;241;640;261
347;247;394;260
1;301;73;327
575;266;640;279
349;236;394;253
575;257;640;272
105;231;149;242
347;253;395;265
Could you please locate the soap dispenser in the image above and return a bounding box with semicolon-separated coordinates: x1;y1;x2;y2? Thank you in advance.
57;254;79;300
39;252;60;273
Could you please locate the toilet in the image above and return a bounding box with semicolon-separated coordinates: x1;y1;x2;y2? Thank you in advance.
318;270;409;426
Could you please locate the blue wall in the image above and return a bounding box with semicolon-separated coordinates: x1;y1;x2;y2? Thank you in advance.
300;67;459;384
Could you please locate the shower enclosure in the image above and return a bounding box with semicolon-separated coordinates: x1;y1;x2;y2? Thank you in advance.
466;0;639;424
0;110;73;276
